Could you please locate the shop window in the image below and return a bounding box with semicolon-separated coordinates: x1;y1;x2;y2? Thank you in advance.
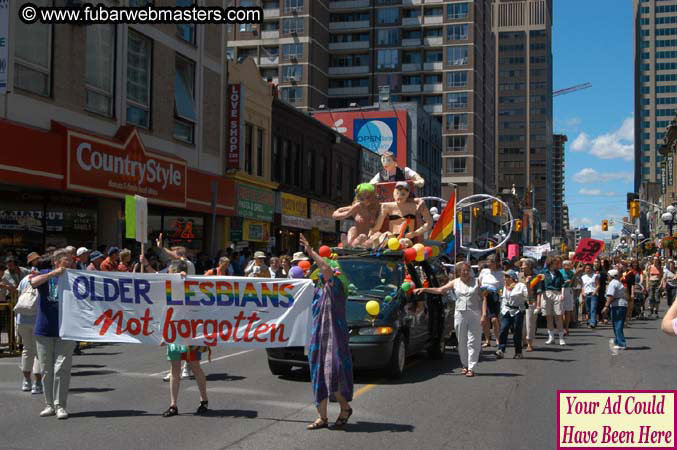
173;54;196;144
257;128;264;177
272;136;282;182
284;140;292;184
85;24;116;117
15;0;52;96
127;31;152;128
305;150;315;190
164;215;204;252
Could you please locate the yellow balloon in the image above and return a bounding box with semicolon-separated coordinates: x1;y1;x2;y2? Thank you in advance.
413;243;424;253
387;237;401;251
366;300;380;316
415;249;425;262
431;246;440;257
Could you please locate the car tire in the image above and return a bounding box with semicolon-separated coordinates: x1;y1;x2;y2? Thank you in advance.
428;335;446;360
386;334;406;379
267;359;292;376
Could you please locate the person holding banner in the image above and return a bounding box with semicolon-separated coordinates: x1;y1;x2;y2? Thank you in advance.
162;259;209;418
299;233;353;430
31;249;75;419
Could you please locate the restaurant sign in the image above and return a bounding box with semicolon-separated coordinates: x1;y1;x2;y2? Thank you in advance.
67;127;187;207
281;193;312;230
311;200;336;233
237;184;274;222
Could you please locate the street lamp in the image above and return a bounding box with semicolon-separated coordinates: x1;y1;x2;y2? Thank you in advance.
662;210;675;237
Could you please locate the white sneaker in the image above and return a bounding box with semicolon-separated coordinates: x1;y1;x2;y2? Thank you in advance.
21;379;31;392
609;338;619;356
163;372;171;382
614;345;627;351
559;338;566;346
181;365;193;379
31;382;43;395
55;406;69;420
545;336;555;345
40;405;55;417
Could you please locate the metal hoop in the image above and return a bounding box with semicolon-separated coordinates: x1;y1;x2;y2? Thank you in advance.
456;194;514;254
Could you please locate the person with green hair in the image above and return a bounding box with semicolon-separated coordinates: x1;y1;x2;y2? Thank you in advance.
332;183;380;248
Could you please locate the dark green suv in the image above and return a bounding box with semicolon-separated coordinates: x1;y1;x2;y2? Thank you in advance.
266;250;455;379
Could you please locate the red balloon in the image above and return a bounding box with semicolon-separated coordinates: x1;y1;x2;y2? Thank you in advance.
424;246;432;259
404;248;417;262
319;246;332;258
298;260;311;271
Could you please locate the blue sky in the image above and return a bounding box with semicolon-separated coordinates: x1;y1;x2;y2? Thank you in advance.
553;0;634;238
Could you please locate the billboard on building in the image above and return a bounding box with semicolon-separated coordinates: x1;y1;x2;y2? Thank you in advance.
312;110;408;168
227;84;244;170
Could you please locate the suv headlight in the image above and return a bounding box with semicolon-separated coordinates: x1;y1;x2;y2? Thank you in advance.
358;326;394;336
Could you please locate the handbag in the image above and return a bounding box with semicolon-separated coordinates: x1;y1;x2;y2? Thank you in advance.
13;284;38;315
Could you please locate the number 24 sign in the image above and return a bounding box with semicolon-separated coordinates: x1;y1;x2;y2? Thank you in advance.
572;238;605;263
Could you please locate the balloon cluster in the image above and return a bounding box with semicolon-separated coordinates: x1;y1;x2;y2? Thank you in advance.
400;243;441;262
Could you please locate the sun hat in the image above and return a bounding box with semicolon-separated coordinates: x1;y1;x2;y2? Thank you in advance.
90;251;104;261
291;251;309;263
76;247;90;257
254;251;266;259
26;252;41;265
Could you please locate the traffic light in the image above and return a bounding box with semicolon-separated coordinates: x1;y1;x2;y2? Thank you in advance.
561;243;568;253
602;219;609;231
492;201;502;216
489;241;495;248
515;219;522;232
630;200;640;219
627;192;638;210
473;207;480;218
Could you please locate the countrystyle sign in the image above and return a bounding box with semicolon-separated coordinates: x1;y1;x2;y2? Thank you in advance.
67;127;187;207
227;84;244;170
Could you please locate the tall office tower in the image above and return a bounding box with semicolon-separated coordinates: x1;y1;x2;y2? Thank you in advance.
226;0;495;203
552;134;567;240
634;0;677;193
493;0;554;238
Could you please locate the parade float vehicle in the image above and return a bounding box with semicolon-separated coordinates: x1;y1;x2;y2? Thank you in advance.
266;248;455;379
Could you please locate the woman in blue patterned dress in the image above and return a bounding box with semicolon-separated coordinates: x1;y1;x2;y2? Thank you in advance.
299;234;354;430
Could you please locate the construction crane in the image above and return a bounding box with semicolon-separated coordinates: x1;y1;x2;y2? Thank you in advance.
553;82;592;97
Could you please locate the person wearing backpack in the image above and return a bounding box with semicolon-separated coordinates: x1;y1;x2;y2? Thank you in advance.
15;253;43;394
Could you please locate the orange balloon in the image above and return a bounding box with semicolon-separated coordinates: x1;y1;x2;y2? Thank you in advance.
298;260;311;271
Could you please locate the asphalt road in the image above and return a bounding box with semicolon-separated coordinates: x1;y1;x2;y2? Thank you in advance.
1;317;675;450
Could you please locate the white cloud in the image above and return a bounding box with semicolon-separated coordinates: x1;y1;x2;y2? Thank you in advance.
589;224;617;240
571;133;589;152
572;168;633;184
577;188;617;196
566;117;582;128
569;117;634;161
571;217;593;227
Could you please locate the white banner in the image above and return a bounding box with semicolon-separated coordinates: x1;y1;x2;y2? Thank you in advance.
59;271;315;348
0;0;8;94
523;243;551;259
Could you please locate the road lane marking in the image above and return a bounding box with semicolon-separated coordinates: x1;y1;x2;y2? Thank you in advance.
147;349;255;377
353;359;422;399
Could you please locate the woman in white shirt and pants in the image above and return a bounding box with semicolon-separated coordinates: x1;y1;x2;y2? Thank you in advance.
415;261;482;377
496;270;528;359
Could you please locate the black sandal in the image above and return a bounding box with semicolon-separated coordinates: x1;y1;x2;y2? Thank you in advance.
196;400;209;415
162;406;178;417
307;417;328;430
334;408;353;428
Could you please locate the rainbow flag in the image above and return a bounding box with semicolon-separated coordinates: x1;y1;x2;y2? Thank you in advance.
430;192;456;243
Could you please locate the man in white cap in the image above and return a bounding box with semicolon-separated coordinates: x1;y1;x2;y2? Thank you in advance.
75;247;90;270
602;269;628;354
247;251;271;278
291;251;310;266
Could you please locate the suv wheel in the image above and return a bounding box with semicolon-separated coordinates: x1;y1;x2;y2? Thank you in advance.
386;334;406;379
267;359;292;376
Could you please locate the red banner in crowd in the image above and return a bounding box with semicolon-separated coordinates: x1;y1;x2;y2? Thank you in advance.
572;238;605;264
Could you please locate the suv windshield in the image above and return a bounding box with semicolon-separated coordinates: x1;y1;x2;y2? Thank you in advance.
337;257;404;297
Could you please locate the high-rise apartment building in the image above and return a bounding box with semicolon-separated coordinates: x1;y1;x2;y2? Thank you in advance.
226;0;495;202
552;134;567;239
493;0;553;237
634;0;677;192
